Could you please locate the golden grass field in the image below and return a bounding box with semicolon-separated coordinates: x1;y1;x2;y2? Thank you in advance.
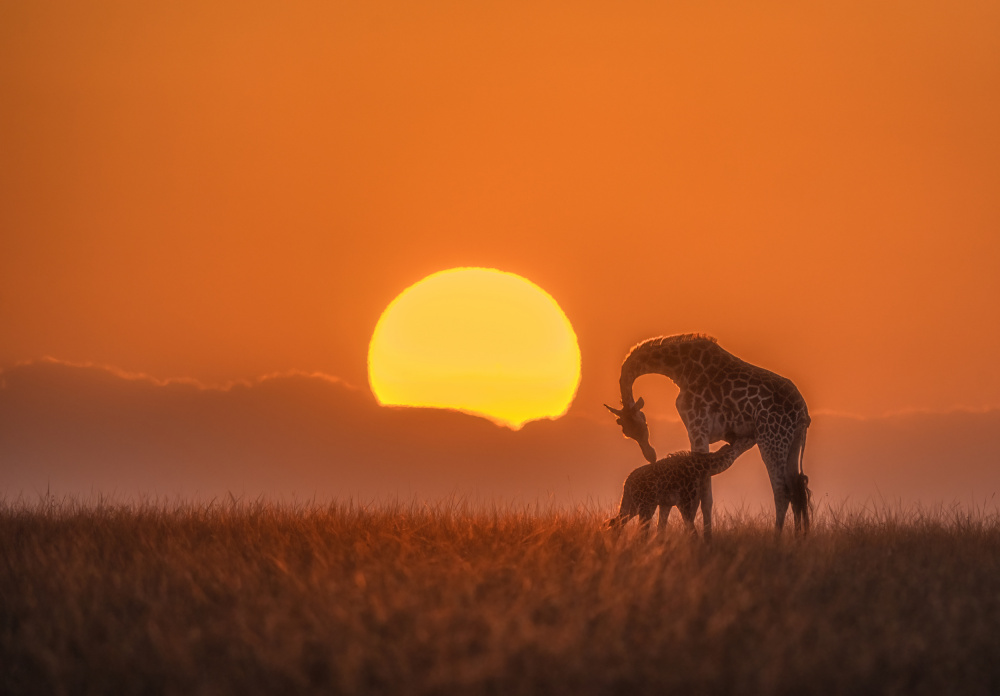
3;499;1000;695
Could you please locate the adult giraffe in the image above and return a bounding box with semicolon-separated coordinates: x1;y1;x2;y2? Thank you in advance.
605;334;812;533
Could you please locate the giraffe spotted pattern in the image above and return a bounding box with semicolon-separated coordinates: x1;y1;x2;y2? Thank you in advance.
606;438;755;541
606;334;812;534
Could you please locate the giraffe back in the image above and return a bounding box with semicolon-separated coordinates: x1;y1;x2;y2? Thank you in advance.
674;340;809;448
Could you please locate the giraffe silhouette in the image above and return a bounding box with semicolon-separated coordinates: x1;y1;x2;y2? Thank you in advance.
606;334;812;534
606;437;756;540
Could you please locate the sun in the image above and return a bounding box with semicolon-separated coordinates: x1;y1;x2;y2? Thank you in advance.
367;268;581;429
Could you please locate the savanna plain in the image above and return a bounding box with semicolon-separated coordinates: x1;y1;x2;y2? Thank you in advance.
3;499;1000;695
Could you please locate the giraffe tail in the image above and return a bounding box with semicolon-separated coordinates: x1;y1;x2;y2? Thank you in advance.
605;479;634;529
791;424;813;532
797;424;808;476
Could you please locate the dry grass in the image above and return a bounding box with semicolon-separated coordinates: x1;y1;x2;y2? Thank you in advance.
3;498;1000;695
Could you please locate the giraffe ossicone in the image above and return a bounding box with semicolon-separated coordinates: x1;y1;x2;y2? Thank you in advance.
603;397;656;463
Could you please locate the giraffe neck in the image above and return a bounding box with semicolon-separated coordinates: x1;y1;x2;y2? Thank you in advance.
707;439;755;476
618;341;697;408
618;362;660;409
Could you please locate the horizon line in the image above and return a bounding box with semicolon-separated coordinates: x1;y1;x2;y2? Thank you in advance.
4;356;999;423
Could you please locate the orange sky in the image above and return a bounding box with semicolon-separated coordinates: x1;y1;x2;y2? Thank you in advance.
2;1;999;423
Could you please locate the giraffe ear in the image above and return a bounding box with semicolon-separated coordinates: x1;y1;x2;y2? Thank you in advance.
604;404;624;417
635;397;645;410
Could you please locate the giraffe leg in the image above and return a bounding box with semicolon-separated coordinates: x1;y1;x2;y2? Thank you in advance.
678;501;699;537
772;484;790;535
699;478;714;543
686;428;711;454
638;503;656;535
684;427;715;539
766;436;809;536
657;505;671;531
760;443;790;535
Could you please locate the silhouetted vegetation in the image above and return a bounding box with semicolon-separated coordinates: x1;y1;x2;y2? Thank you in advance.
3;499;1000;695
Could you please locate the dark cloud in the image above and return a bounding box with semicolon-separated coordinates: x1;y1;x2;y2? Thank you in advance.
0;360;628;504
2;360;999;512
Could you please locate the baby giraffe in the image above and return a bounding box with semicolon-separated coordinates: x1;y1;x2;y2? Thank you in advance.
606;437;756;541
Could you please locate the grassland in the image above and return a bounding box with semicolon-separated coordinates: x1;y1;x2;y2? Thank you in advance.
3;499;1000;695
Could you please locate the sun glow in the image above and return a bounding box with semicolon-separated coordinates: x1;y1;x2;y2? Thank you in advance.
368;268;581;429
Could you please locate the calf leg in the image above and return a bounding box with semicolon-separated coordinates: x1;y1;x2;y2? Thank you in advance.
678;499;699;537
657;505;672;531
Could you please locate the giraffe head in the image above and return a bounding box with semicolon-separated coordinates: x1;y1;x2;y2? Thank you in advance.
604;397;657;463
